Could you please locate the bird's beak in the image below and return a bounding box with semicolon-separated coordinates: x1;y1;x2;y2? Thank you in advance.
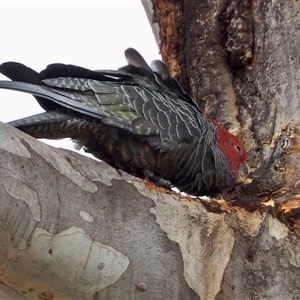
237;161;249;184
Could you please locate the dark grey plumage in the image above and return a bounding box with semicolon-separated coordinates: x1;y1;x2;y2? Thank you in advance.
0;48;247;196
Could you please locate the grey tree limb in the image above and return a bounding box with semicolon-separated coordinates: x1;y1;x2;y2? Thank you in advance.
0;122;299;300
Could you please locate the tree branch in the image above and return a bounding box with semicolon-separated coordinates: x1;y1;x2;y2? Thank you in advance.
0;122;299;299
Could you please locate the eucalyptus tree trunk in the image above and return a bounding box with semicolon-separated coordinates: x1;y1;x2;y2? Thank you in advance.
1;1;300;300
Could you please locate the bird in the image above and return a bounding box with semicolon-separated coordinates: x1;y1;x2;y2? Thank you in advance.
0;48;247;196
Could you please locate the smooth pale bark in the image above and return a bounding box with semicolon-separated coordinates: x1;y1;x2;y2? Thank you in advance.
0;122;300;300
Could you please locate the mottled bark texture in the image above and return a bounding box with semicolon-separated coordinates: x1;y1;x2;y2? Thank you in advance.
1;1;300;299
145;0;300;298
149;0;300;214
1;122;300;300
0;123;198;300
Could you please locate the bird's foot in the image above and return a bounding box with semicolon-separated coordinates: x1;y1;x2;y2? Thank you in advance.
143;169;172;190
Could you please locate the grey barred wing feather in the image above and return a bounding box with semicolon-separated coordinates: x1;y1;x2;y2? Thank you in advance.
41;74;201;150
0;47;201;152
0;47;202;152
0;47;246;196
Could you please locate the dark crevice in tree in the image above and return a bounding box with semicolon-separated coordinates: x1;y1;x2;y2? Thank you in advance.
219;0;254;70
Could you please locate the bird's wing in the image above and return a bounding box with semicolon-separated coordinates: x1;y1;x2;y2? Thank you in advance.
44;77;202;150
0;48;203;150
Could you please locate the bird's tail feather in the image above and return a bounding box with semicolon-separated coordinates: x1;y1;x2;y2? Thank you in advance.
0;80;107;121
8;111;99;140
8;111;71;127
0;62;41;84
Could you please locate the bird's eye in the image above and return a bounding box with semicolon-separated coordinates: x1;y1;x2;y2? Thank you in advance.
236;145;242;153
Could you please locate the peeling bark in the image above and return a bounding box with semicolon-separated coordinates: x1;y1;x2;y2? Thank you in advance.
0;123;198;300
146;1;300;206
1;122;300;300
